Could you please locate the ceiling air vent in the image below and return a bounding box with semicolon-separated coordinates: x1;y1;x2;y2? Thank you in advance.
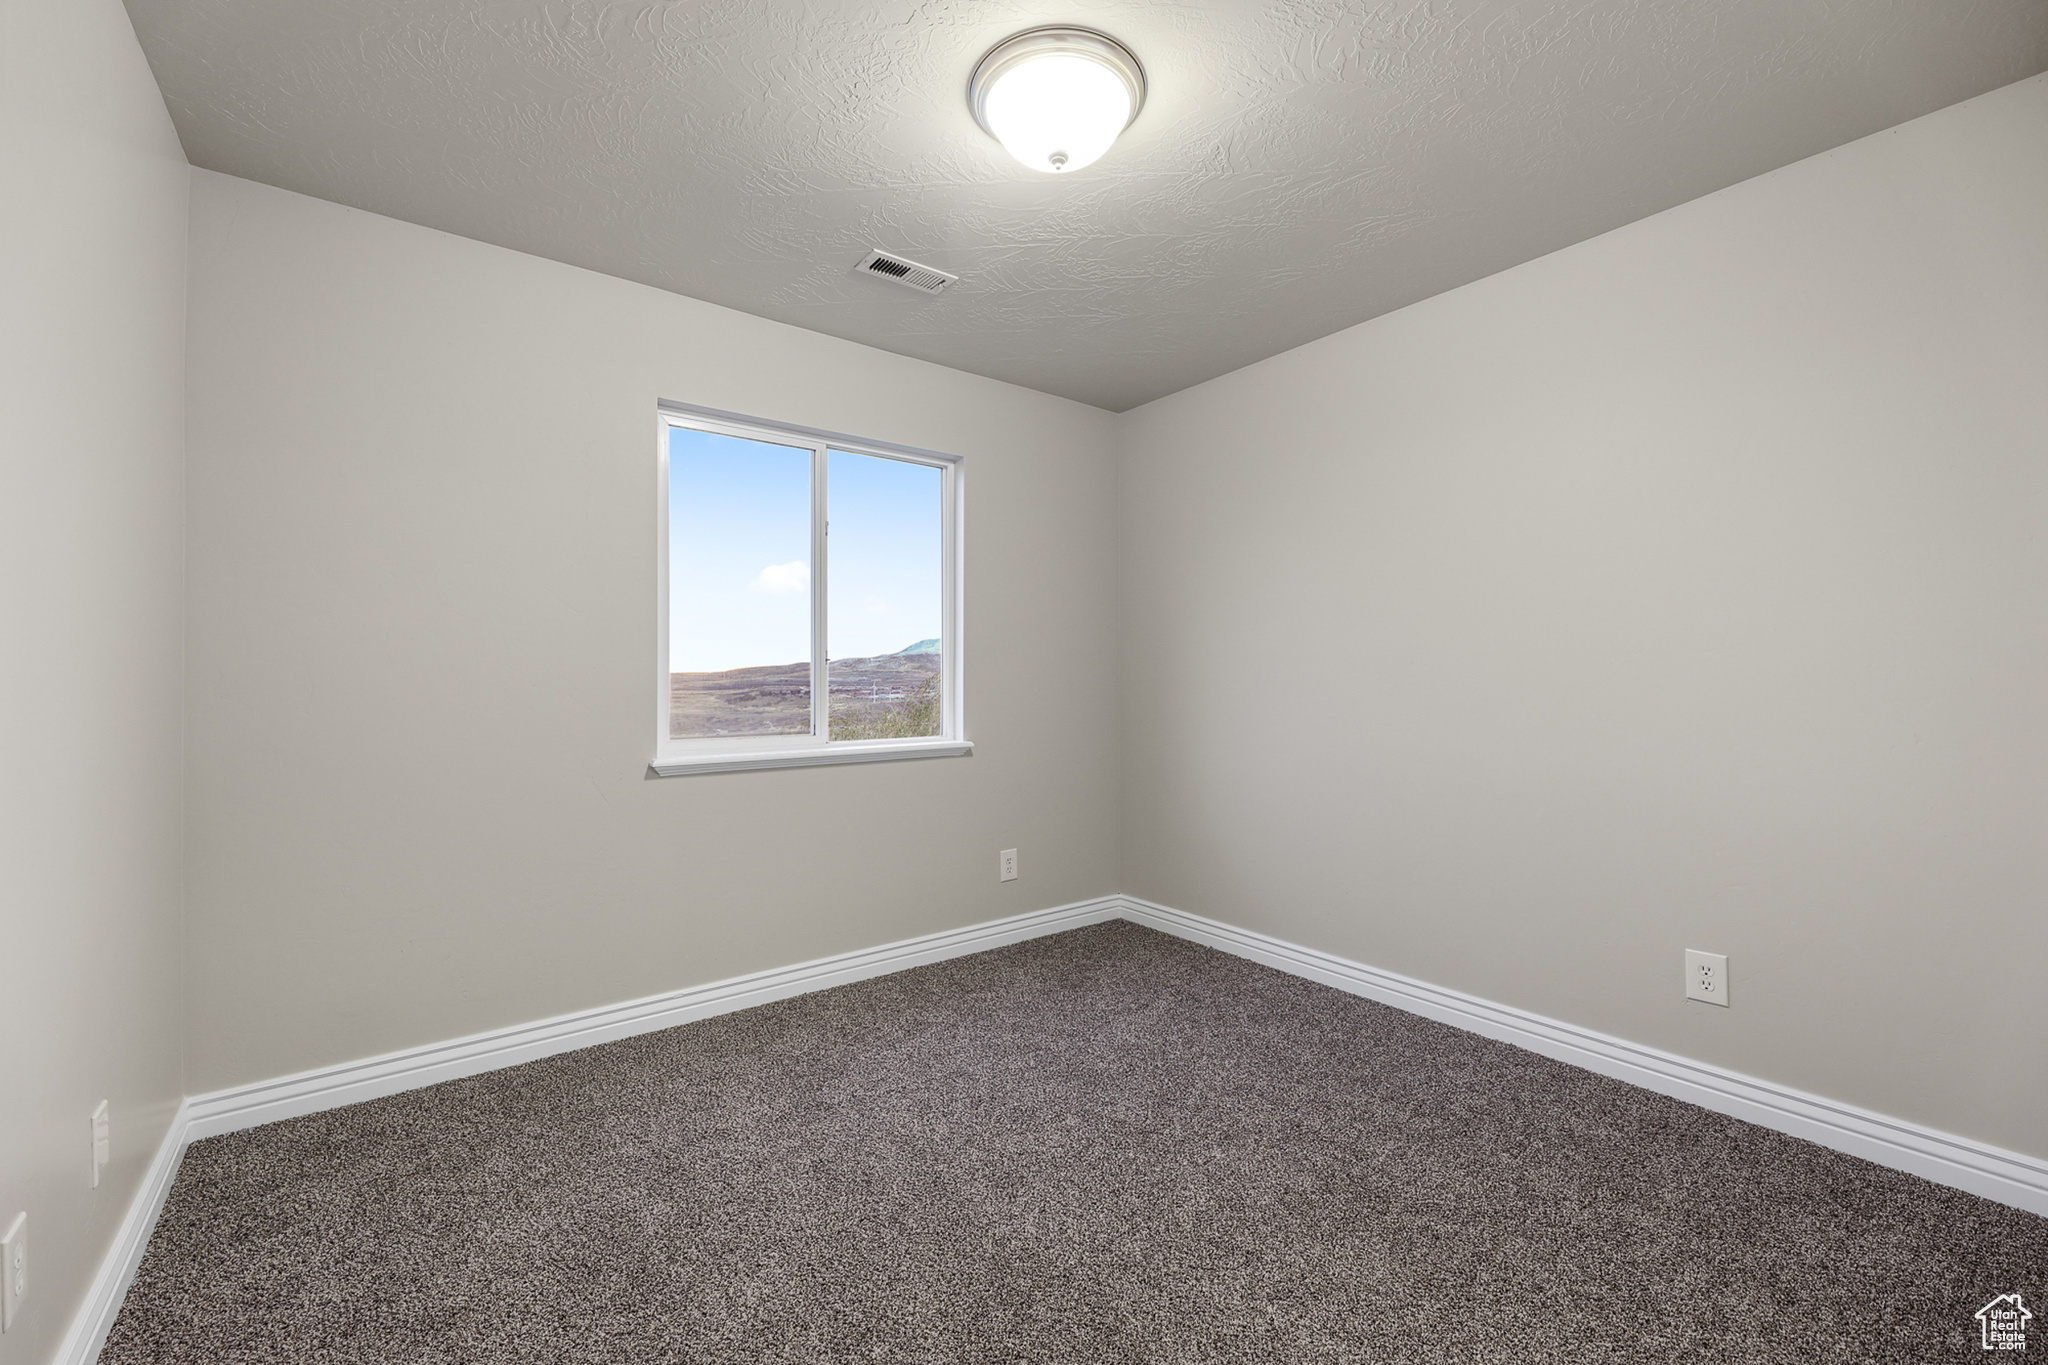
854;248;957;294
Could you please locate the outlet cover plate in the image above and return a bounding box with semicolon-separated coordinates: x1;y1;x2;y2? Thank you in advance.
2;1211;25;1332
998;848;1018;882
1685;949;1729;1007
92;1100;110;1187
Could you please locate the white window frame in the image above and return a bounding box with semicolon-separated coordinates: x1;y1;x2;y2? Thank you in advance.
652;401;969;776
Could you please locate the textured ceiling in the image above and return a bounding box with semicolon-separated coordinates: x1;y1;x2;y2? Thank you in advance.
126;0;2048;411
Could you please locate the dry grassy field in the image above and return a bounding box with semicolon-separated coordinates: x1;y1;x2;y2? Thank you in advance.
671;651;939;739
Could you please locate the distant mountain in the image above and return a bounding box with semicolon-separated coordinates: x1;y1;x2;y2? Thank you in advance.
890;638;940;655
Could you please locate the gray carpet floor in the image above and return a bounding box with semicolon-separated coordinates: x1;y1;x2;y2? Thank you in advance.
105;922;2045;1363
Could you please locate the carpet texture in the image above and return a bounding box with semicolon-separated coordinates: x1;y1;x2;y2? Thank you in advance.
105;922;2046;1363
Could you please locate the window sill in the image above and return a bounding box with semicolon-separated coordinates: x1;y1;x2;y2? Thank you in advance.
650;738;972;777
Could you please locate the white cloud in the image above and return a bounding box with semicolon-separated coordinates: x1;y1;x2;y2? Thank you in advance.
749;561;809;595
864;595;892;615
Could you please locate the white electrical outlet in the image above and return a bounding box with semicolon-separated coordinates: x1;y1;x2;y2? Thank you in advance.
92;1100;110;1188
1685;949;1728;1006
2;1212;25;1332
998;848;1019;882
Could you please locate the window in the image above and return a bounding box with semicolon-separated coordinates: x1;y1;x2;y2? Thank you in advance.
653;404;967;775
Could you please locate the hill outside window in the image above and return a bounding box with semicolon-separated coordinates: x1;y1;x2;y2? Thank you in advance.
653;403;968;776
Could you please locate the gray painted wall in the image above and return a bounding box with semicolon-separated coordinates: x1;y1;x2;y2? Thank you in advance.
182;171;1123;1094
0;0;188;1360
1119;73;2048;1161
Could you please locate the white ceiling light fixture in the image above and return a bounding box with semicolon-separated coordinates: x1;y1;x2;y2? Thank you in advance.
969;26;1146;175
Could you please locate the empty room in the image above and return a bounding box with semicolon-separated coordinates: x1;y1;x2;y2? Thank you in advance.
4;0;2047;1360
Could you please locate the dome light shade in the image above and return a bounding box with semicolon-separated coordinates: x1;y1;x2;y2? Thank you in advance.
969;28;1146;174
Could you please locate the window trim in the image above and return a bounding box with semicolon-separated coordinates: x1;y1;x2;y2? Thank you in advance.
651;401;969;777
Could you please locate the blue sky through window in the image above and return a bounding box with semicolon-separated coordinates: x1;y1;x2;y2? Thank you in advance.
668;428;941;674
669;428;810;673
828;449;941;663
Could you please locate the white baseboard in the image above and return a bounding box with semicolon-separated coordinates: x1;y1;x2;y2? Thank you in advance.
183;894;1123;1142
1115;895;2048;1218
54;1099;192;1365
60;889;2047;1364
